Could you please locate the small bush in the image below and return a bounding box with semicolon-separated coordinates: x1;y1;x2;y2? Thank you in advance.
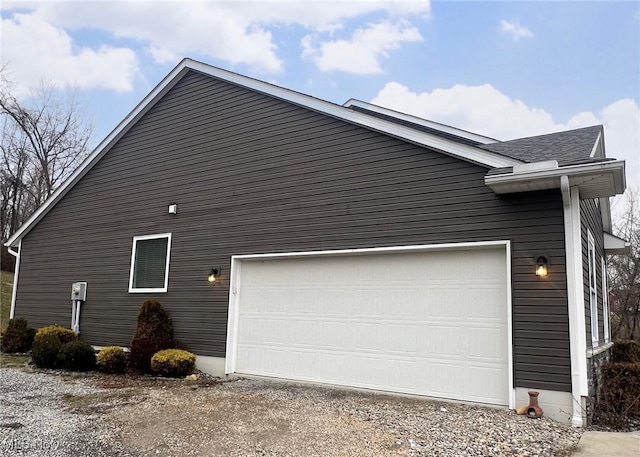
97;346;127;373
610;340;640;364
0;318;36;353
31;333;63;368
151;349;196;377
36;325;77;345
129;300;174;373
58;339;96;372
594;362;640;429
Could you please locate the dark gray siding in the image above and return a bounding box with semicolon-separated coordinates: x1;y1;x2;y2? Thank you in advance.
15;70;570;391
580;199;606;346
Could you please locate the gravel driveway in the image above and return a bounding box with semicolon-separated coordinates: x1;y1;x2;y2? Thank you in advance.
0;366;583;456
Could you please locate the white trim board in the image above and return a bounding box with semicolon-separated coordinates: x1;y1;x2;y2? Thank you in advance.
225;240;515;409
8;240;21;319
128;233;172;293
5;59;520;249
561;176;588;427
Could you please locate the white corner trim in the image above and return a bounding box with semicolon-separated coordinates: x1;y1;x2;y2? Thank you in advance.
561;176;588;427
225;240;514;409
505;240;516;409
225;256;241;375
8;240;21;319
128;233;172;293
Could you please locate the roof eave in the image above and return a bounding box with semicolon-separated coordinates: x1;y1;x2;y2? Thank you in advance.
604;232;631;255
484;160;627;198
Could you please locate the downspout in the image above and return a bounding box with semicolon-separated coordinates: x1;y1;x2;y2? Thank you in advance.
7;241;21;320
561;176;588;427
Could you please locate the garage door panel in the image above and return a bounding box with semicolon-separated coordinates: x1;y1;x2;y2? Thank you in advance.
233;248;509;405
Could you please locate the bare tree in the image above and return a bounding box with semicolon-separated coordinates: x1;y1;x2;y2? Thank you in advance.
609;189;640;341
0;70;92;244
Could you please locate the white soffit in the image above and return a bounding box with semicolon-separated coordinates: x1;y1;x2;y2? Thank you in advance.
485;160;626;198
604;232;631;255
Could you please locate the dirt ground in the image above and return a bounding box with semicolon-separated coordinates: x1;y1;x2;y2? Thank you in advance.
84;375;407;456
68;372;582;457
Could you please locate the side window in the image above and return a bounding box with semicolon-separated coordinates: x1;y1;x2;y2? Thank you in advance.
129;233;172;293
602;257;610;343
588;231;599;345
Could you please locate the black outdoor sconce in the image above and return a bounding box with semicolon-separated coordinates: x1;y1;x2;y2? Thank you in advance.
535;255;549;277
208;267;221;283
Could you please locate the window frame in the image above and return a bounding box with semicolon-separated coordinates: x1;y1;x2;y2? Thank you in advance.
602;256;610;343
588;230;599;346
128;233;172;293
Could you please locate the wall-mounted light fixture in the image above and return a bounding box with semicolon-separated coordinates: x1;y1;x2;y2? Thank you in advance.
535;255;549;277
208;267;221;283
168;204;177;214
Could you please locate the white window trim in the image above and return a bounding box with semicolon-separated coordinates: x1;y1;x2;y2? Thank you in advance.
588;230;599;346
602;256;610;343
128;233;172;293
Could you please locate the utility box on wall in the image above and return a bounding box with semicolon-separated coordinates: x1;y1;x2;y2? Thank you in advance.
71;282;87;301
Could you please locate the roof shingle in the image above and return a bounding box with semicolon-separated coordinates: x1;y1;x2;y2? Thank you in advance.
478;125;603;165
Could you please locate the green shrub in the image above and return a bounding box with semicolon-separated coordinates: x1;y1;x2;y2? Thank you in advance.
129;300;174;373
58;339;96;371
151;349;196;377
610;340;640;364
97;346;127;373
31;333;63;368
36;325;77;344
0;318;36;353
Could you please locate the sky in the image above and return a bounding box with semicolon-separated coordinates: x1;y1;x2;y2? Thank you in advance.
1;0;639;203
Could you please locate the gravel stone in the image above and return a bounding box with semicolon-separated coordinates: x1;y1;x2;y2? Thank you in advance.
0;368;128;456
0;368;583;456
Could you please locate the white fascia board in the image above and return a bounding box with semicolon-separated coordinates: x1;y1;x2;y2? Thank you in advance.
485;160;627;197
5;59;518;248
342;99;499;145
604;232;631;255
9;240;21;320
590;131;603;158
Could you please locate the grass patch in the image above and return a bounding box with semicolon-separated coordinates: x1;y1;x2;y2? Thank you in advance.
61;389;145;414
0;353;30;368
1;270;14;329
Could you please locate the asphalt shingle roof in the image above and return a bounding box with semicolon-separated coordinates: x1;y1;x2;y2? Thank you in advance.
478;125;604;165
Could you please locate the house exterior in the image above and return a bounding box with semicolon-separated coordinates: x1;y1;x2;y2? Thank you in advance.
5;59;629;426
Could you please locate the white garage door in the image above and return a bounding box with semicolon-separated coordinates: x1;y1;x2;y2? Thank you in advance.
230;246;509;405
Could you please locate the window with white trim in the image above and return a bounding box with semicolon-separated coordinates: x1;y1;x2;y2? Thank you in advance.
129;233;172;293
602;256;610;343
588;231;599;345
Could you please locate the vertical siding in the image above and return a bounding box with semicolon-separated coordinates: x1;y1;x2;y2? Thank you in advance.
15;70;570;391
580;199;606;347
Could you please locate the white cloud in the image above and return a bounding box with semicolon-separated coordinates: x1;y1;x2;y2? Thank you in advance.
500;19;534;41
9;1;429;75
371;82;640;191
302;20;423;74
1;12;139;96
